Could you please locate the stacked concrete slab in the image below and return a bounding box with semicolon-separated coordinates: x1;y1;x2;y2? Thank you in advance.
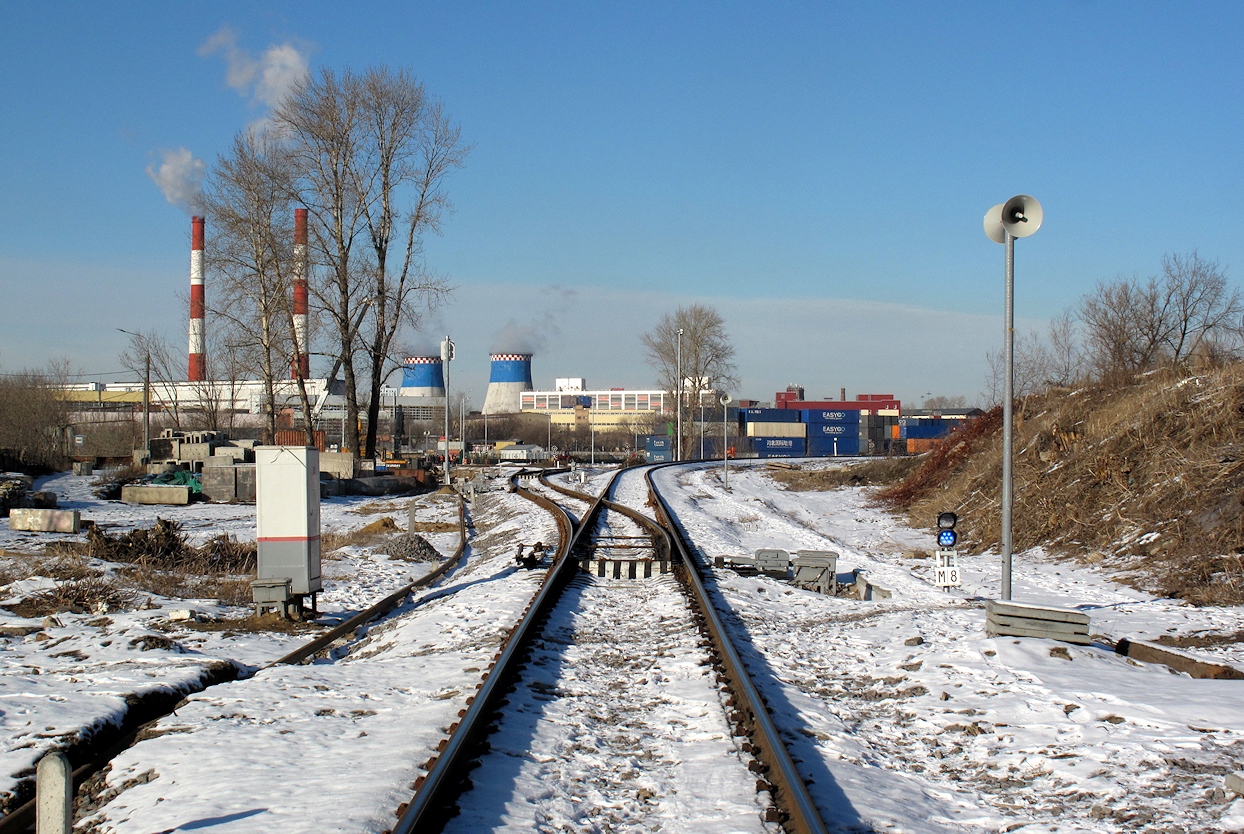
986;599;1090;645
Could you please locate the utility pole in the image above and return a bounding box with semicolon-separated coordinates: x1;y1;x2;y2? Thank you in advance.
441;336;454;486
676;327;683;461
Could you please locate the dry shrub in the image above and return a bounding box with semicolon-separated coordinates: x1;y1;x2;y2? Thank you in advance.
91;465;145;500
771;456;922;492
10;577;137;617
879;364;1244;604
86;519;255;574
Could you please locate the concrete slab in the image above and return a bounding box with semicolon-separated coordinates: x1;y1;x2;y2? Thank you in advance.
1116;637;1244;680
8;509;80;533
121;485;191;505
986;600;1090;625
235;464;256;503
986;621;1092;644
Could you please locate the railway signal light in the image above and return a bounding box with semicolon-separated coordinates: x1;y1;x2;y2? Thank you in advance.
937;511;957;549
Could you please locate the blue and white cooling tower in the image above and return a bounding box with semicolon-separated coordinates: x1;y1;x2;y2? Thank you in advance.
482;353;533;415
399;356;446;398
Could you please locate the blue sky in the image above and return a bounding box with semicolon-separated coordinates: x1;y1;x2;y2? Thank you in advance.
2;2;1241;406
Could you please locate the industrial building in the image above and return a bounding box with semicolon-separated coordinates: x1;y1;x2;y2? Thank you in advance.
519;377;720;431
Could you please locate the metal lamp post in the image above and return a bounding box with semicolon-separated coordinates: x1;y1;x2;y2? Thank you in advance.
675;328;683;461
441;336;454;485
983;195;1043;601
720;393;731;488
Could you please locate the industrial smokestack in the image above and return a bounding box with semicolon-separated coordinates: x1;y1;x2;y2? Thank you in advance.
482;353;533;415
292;208;309;379
188;216;206;382
398;356;446;397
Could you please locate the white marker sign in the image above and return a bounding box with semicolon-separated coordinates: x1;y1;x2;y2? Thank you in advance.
935;550;962;588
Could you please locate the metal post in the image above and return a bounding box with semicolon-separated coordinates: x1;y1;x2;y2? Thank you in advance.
1001;231;1015;601
700;403;705;460
590;418;595;466
676;328;683;461
142;352;151;459
442;337;452;486
722;399;728;488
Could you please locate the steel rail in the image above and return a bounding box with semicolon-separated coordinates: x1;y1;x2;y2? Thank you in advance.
390;470;613;833
644;463;830;834
0;493;470;834
272;495;468;667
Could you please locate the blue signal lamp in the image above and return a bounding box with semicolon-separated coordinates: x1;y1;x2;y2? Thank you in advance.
938;529;957;548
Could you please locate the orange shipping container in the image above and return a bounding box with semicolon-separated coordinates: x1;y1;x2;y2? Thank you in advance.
274;429;327;451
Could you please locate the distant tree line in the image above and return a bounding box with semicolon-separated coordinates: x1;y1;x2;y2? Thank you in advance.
986;251;1242;402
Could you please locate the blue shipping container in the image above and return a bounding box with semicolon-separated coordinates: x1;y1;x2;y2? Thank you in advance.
753;437;805;457
801;409;861;425
807;422;856;437
741;407;801;424
808;436;860;456
645;436;672;451
645;450;672;463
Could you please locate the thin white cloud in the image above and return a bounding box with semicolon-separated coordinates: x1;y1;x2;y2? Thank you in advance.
145;147;205;214
198;25;310;117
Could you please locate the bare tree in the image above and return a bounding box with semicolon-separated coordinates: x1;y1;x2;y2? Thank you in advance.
1159;251;1240;364
641;304;739;458
922;395;968;409
0;362;72;471
1077;252;1239;381
120;331;186;432
274;66;467;457
203;129;309;444
983;329;1053;406
1045;309;1085;388
356;67;466;458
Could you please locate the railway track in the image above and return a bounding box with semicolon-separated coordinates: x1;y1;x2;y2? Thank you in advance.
393;464;831;834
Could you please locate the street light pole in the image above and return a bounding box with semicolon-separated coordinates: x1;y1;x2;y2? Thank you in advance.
720;393;731;489
441;336;454;485
676;328;683;461
984;195;1043;602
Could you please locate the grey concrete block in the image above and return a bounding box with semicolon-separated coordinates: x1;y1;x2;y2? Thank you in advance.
200;466;237;502
72;461;94;476
235;464;256;502
212;446;251;463
1226;772;1244;795
121;485;191;505
179;442;216;462
8;509;80;533
319;451;354;479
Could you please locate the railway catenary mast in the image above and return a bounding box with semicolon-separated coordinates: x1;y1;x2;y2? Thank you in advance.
292;208;310;379
187;216;206;382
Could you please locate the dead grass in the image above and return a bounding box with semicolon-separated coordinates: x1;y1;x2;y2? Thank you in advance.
877;364;1244;604
181;613;323;635
322;516;401;552
350;502;401;516
771;456;922;491
1155;629;1244;649
409;521;458;533
9;577;138;617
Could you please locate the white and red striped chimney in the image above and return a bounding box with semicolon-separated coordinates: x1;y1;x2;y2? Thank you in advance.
292;208;309;378
188;216;206;382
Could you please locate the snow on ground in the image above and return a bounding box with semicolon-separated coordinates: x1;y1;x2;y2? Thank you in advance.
653;459;1244;834
0;471;456;814
81;488;559;832
8;462;1244;831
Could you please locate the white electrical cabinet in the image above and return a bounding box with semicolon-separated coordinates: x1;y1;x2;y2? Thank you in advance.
255;446;322;599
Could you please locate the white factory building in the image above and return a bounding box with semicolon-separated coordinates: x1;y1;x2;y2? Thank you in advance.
520;378;718;430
